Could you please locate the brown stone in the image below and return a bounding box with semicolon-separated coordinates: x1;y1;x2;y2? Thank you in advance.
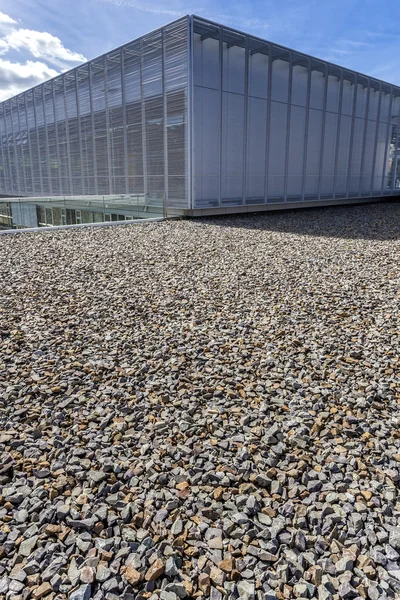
182;580;193;596
210;566;225;587
125;565;142;586
213;486;224;501
198;573;211;595
145;559;164;582
32;583;52;599
45;524;61;535
219;555;234;572
176;481;189;490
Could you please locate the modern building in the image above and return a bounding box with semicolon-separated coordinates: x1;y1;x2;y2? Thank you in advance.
0;14;399;224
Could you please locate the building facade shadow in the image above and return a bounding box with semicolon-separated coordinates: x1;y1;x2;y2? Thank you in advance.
197;198;400;242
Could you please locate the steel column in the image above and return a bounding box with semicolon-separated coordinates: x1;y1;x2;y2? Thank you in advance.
242;36;249;204
346;75;358;198
301;58;312;202
24;95;34;194
381;89;393;194
264;45;272;203
52;82;63;195
333;70;344;199
283;51;293;202
359;79;371;196
88;63;99;195
32;94;43;195
0;108;10;193
104;56;113;195
317;64;329;200
140;39;148;197
63;77;73;194
41;87;53;195
9;101;21;195
75;70;85;194
16;98;27;194
218;27;223;206
391;97;400;194
188;15;194;209
120;48;129;194
161;28;169;204
370;83;382;196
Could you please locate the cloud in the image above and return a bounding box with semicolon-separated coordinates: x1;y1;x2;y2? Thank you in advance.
98;0;185;17
0;58;58;101
0;28;86;67
0;11;86;101
0;11;17;28
98;0;271;32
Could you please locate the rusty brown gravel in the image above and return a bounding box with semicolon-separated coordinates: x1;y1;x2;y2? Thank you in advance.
0;202;400;600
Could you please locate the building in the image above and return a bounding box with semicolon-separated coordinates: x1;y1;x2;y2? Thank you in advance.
0;15;399;225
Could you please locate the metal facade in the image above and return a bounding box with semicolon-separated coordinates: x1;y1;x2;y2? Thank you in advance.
0;17;189;209
192;16;400;209
1;15;400;215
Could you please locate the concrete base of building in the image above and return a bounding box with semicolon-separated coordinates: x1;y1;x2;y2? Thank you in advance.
184;194;400;217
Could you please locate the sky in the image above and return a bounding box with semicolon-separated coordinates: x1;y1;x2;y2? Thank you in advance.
0;0;399;101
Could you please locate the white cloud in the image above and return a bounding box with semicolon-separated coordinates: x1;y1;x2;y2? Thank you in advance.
0;28;86;66
98;0;271;32
0;11;17;27
99;0;184;17
0;11;86;101
0;12;16;25
0;58;58;101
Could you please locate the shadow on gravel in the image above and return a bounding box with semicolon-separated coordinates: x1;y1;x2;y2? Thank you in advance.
199;197;400;242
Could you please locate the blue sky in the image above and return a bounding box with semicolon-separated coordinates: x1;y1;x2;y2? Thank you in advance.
0;0;399;100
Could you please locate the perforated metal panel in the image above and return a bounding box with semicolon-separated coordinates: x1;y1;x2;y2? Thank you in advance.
192;15;400;208
0;17;189;209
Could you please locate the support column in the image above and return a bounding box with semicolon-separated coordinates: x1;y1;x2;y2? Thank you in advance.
301;58;312;202
63;77;73;194
359;79;371;196
218;27;223;207
104;56;113;195
188;15;194;209
140;39;148;197
24;94;34;194
381;89;393;194
283;51;293;202
264;46;272;203
0;108;10;193
88;63;99;195
16;98;27;194
242;36;249;204
33;92;44;194
370;82;382;196
346;74;358;198
75;70;85;194
42;87;52;195
161;29;169;205
52;81;63;195
317;64;329;200
333;69;344;199
9;101;21;195
391;97;400;194
120;48;129;195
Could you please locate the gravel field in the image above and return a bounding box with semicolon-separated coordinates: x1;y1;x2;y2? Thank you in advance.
0;202;400;600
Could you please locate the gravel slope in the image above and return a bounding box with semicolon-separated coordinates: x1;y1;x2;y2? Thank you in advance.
0;202;400;600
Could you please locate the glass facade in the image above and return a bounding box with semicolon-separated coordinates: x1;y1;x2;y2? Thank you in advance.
0;15;399;219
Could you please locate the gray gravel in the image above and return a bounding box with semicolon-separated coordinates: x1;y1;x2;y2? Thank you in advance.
0;202;400;600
